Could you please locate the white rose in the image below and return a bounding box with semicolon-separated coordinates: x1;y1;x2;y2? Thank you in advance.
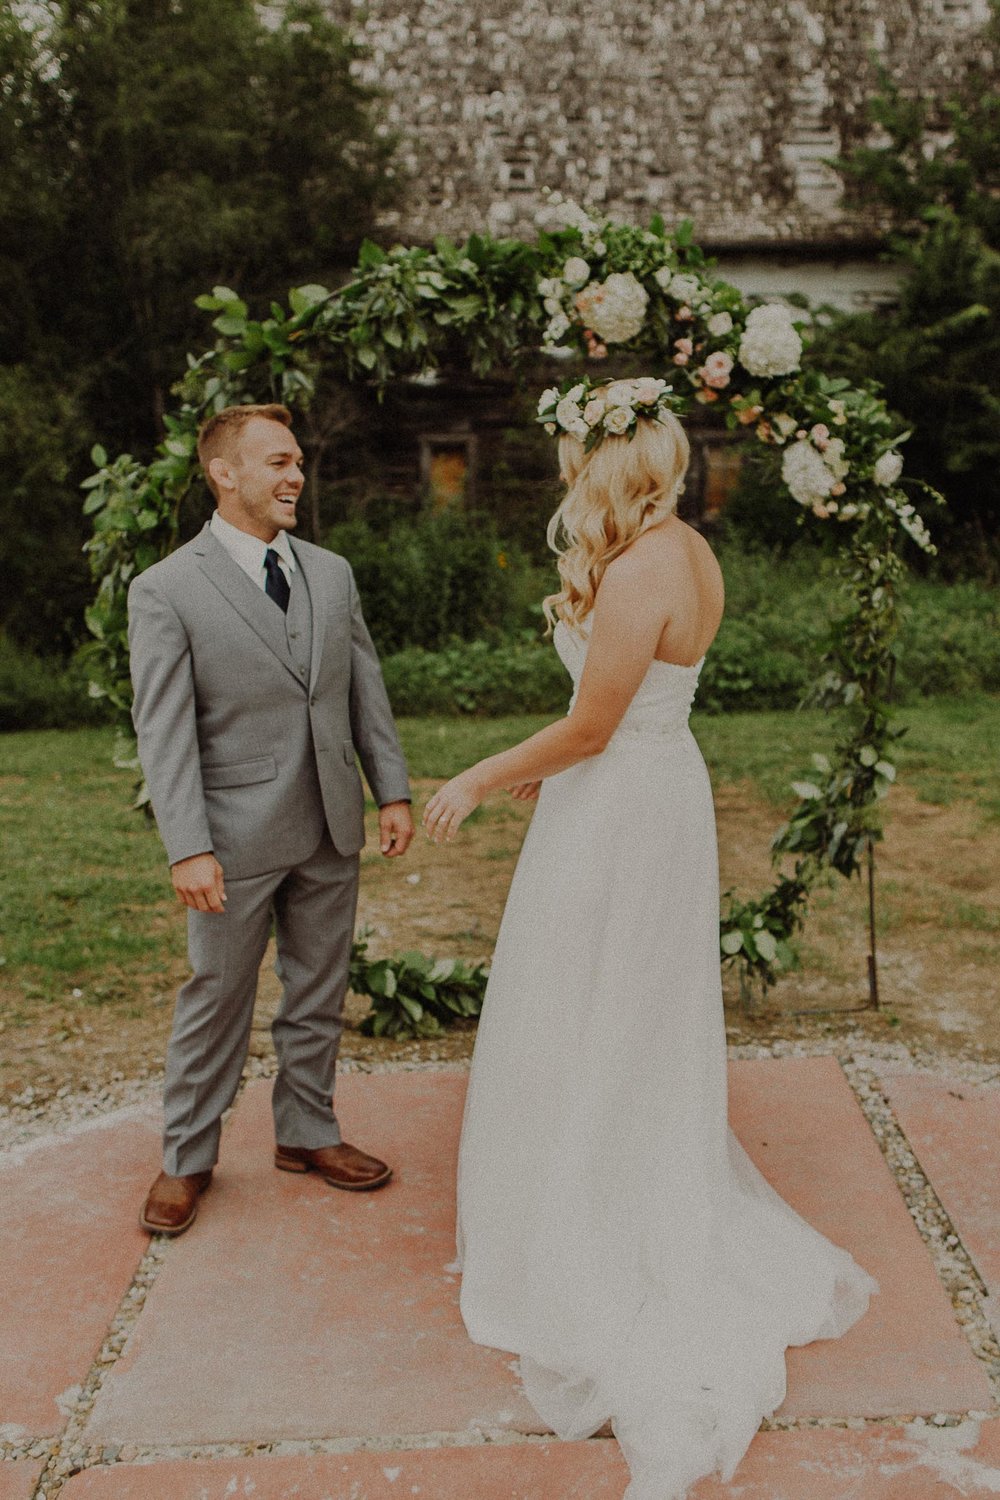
591;238;607;256
781;439;836;508
555;394;582;429
563;256;590;289
773;412;798;439
603;406;632;435
824;437;850;480
543;296;564;316
633;377;666;406
669;272;702;305
707;311;733;337
546;311;570;341
873;451;904;487
537;277;563;299
568;418;589;440
738;303;803;378
537;387;560;416
584;397;606;425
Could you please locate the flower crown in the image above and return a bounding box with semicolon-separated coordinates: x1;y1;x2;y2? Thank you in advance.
536;376;680;452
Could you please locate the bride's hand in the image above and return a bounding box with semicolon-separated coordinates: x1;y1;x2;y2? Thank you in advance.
509;781;541;801
423;771;483;843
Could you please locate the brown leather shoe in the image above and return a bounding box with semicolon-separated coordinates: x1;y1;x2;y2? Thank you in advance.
274;1142;392;1191
139;1169;213;1235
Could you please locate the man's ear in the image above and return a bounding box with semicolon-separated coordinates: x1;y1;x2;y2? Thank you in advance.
208;456;236;494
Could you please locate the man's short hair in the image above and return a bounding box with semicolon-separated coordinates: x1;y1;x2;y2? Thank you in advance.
197;403;293;498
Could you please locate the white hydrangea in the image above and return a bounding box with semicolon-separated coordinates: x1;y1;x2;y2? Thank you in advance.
738;304;803;378
563;256;590;289
575;271;649;344
874;451;904;487
782;439;837;508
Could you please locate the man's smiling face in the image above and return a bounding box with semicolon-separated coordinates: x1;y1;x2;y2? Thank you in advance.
212;416;305;541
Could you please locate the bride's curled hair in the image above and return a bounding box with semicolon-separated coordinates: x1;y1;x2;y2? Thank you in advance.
543;411;690;633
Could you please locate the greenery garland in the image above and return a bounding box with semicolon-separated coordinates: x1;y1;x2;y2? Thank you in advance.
81;198;939;1016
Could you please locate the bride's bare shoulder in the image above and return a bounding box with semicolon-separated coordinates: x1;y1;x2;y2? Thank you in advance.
622;516;720;574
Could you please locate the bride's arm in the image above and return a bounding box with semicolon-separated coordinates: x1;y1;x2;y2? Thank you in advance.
423;547;671;842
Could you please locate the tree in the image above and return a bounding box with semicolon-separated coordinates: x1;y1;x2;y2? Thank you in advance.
0;0;397;650
813;10;1000;575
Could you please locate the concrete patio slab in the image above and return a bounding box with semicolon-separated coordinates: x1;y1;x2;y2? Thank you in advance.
84;1071;544;1446
85;1060;990;1448
55;1419;1000;1499
732;1056;992;1417
881;1072;1000;1293
0;1460;46;1500
0;1109;160;1437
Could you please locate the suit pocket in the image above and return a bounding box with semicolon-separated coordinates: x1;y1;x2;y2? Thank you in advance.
343;740;357;766
201;755;277;789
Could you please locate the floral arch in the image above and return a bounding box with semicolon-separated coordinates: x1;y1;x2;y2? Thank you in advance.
82;196;937;1004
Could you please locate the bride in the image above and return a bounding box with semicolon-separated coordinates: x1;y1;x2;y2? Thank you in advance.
422;377;877;1500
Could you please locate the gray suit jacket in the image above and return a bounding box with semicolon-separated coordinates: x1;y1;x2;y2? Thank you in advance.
128;524;410;879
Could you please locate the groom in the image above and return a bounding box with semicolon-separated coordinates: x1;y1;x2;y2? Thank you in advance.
128;402;413;1235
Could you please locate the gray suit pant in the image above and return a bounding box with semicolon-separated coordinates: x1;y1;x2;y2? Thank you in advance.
162;832;359;1176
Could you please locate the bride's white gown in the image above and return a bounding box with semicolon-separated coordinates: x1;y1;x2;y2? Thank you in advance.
457;620;878;1500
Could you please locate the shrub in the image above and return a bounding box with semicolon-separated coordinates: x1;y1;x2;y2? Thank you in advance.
382;635;569;716
325;510;551;654
0;636;110;731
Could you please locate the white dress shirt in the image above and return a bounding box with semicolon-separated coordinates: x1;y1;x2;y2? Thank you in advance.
210;510;296;592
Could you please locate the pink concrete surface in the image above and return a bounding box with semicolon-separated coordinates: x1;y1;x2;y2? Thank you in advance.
54;1420;1000;1499
881;1073;1000;1292
84;1061;989;1449
0;1460;45;1500
730;1056;992;1418
84;1072;545;1445
0;1109;161;1438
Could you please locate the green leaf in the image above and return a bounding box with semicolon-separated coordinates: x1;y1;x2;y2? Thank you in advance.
355;346;378;370
90;443;108;467
720;930;744;955
213;313;248;336
791;781;823;800
288;283;330;315
874;760;896;781
858;745;878;767
212;285;242;303
754;930;778;963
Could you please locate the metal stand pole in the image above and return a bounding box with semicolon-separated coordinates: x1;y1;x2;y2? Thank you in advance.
866;834;880;1010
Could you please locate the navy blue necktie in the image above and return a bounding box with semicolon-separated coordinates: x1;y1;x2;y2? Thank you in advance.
263;548;290;613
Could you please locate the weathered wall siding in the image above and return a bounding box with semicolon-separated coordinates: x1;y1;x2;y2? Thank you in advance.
327;0;991;248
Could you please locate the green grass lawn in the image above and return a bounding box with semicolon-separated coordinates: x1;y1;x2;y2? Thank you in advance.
1;696;998;1011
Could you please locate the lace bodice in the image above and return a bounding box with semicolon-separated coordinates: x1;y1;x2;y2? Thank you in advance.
554;619;703;740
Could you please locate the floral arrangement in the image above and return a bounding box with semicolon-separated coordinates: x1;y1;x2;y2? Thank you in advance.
535;375;678;449
80;200;940;1009
532;192;935;558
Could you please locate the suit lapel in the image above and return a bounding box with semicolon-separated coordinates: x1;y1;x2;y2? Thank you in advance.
193;525;303;685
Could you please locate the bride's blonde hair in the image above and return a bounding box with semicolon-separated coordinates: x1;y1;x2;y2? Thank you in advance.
543;412;690;633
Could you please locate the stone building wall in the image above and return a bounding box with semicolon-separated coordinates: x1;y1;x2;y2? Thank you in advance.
327;0;992;258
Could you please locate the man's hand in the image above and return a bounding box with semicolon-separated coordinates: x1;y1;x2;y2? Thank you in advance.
379;801;414;857
171;852;227;913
